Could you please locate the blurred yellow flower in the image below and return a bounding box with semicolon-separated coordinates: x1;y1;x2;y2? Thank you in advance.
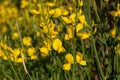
45;2;55;7
1;26;7;34
63;63;71;71
78;0;83;7
61;16;70;24
78;60;87;66
114;43;120;55
12;32;19;40
30;55;37;60
76;52;83;62
49;9;55;15
10;48;23;63
65;53;74;64
39;47;49;57
53;39;65;53
77;32;91;39
81;32;91;39
15;58;23;63
78;15;87;25
57;47;66;53
27;47;35;56
0;49;7;60
43;40;52;50
53;8;61;18
76;23;83;33
21;0;29;9
53;39;62;51
69;13;76;23
110;3;120;17
76;52;87;66
30;9;40;15
110;27;116;38
64;25;74;40
23;37;32;46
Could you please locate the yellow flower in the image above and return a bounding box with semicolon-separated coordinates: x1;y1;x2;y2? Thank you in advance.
45;2;55;7
36;32;41;37
76;52;87;66
65;53;74;64
64;25;74;40
23;37;32;46
30;9;40;15
2;55;7;60
21;0;29;9
10;48;23;63
78;15;87;25
49;31;58;38
57;47;66;53
69;13;76;23
13;48;21;58
110;27;116;38
53;39;62;51
15;58;23;63
12;32;19;40
1;26;7;34
114;43;120;54
77;32;91;39
0;49;7;60
43;40;52;50
63;63;71;71
61;9;69;16
81;32;91;39
27;47;35;56
53;8;61;18
78;60;87;66
30;55;37;60
53;39;65;53
49;9;55;15
76;23;83;33
61;16;70;24
39;47;49;57
78;0;83;7
76;52;83;62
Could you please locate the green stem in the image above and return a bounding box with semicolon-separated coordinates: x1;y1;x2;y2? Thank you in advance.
92;37;104;79
92;0;101;23
81;39;85;54
5;51;20;80
71;38;77;80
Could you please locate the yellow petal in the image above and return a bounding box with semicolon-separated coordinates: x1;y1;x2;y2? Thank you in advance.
76;23;83;33
65;53;74;64
79;60;87;66
63;63;71;71
110;27;116;38
58;47;65;53
76;52;83;63
53;8;61;18
39;47;48;54
61;16;70;24
80;32;91;39
53;39;62;51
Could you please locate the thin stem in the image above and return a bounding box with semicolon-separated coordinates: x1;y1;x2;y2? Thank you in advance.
92;36;105;79
92;0;101;23
5;51;20;80
71;38;77;80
